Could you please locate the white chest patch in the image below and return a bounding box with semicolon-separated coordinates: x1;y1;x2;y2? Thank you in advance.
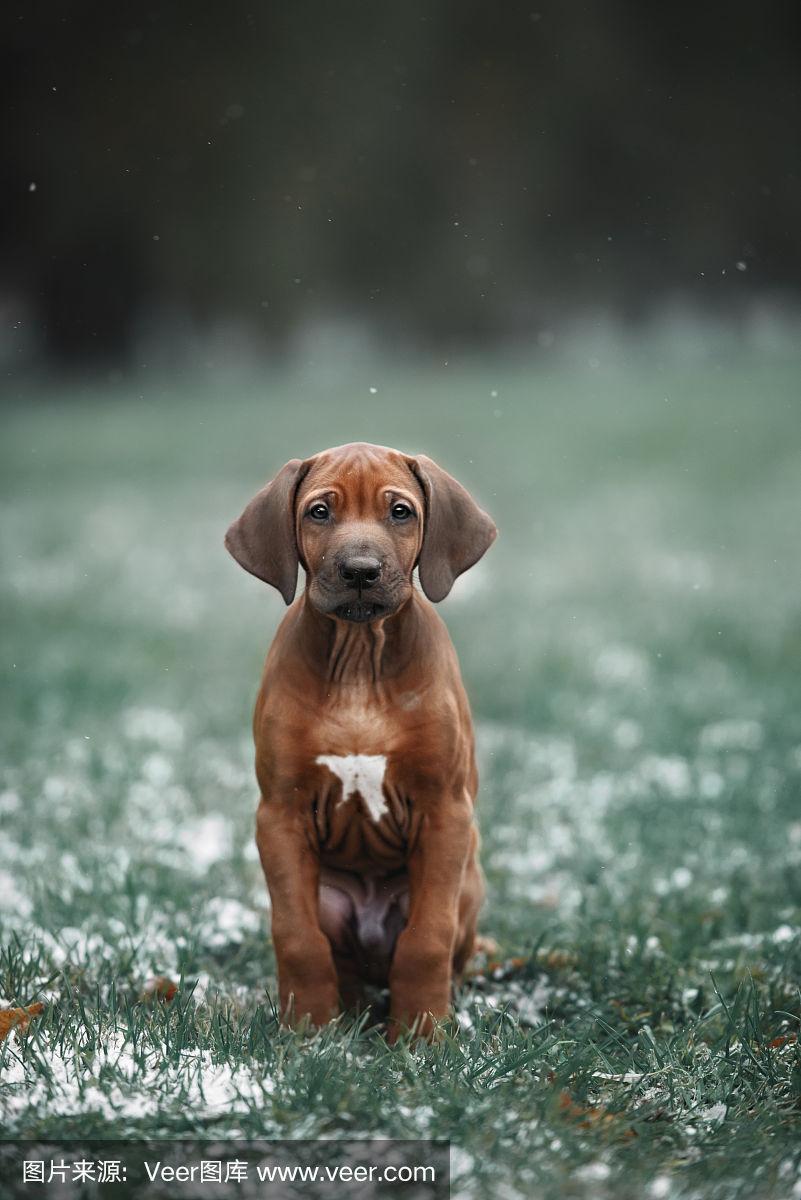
315;754;388;823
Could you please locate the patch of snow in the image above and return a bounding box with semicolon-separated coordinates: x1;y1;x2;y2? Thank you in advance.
177;815;232;868
0;870;32;920
613;719;642;750
699;769;724;798
141;752;174;788
697;1101;727;1126
0;790;21;815
639;755;692;799
699;719;762;752
201;897;262;948
575;1161;611;1183
594;645;650;687
0;1033;277;1130
122;707;185;749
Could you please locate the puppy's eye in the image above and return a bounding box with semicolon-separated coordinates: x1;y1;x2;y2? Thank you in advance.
307;502;330;521
390;502;414;521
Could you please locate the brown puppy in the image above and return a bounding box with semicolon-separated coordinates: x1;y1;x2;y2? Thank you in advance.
225;442;496;1037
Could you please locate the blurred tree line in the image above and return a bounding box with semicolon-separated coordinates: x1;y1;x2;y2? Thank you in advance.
2;0;799;365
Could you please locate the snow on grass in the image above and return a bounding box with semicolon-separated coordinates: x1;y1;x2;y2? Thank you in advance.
122;706;186;749
1;1030;277;1129
2;357;801;1197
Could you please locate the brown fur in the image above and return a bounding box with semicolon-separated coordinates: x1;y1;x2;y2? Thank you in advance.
226;442;496;1038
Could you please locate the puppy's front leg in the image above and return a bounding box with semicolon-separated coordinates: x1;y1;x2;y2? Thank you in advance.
256;796;339;1027
388;794;473;1039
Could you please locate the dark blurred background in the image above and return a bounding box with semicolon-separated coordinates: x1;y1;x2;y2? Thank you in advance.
2;0;799;371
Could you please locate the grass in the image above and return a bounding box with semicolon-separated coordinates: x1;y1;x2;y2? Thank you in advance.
1;340;800;1198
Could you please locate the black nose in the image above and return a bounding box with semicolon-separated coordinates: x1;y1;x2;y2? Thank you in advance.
338;556;381;589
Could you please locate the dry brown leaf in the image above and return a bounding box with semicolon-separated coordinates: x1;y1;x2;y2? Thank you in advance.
767;1033;797;1049
140;976;178;1003
539;949;578;970
558;1089;637;1139
0;1002;44;1041
484;956;530;977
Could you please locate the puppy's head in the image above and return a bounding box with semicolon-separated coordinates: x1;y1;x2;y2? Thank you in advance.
225;442;496;622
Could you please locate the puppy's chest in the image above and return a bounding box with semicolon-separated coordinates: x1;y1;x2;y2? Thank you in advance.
288;686;433;868
311;751;412;870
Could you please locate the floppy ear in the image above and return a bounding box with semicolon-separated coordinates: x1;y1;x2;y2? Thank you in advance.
224;459;307;604
410;454;497;602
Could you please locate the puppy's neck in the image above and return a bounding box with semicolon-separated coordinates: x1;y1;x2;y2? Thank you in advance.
326;618;387;685
298;592;423;687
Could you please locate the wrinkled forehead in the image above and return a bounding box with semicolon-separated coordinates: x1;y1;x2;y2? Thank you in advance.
298;444;423;509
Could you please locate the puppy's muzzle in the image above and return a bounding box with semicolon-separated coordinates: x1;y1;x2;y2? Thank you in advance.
331;554;390;621
338;556;381;590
